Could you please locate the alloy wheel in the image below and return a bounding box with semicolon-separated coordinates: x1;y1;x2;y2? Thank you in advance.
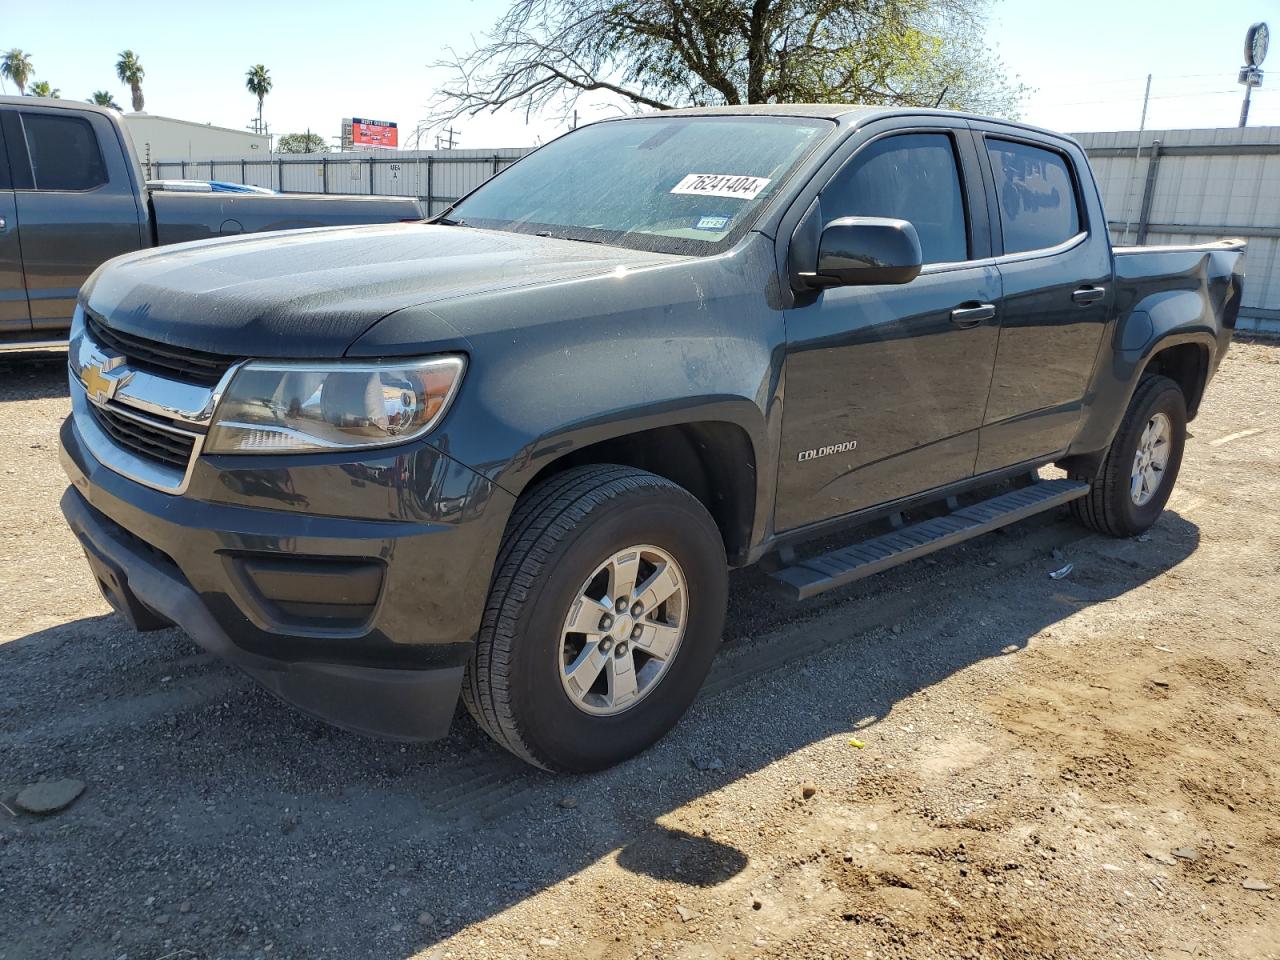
558;545;688;716
1130;412;1172;506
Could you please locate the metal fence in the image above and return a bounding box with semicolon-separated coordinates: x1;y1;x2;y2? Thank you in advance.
1077;126;1280;335
148;148;531;218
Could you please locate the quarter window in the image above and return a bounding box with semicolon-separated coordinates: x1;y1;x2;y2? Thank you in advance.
986;138;1081;254
820;133;969;265
21;113;107;191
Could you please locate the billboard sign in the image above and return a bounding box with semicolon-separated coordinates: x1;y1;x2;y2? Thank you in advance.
344;117;398;149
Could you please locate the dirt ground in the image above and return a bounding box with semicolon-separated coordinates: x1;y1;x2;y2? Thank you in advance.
1;340;1277;960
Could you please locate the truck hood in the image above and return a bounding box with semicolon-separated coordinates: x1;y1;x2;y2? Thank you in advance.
84;223;682;357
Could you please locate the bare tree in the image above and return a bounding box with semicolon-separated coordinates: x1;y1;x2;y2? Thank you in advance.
427;0;1025;124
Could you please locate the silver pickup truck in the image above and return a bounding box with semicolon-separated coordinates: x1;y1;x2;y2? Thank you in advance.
0;97;424;351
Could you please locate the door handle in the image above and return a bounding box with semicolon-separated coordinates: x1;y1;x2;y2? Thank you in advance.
0;216;7;232
950;302;996;328
1072;285;1106;304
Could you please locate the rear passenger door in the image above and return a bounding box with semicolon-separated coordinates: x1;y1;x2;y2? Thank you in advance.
972;127;1113;472
0;105;146;333
0;113;30;334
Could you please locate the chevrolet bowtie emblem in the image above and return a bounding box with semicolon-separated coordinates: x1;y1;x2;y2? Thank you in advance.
79;352;132;404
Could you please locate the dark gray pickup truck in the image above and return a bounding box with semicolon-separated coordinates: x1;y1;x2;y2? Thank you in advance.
58;105;1244;771
0;97;424;350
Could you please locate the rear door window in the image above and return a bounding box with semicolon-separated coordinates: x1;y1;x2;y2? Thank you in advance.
986;138;1081;254
20;113;107;191
820;132;970;265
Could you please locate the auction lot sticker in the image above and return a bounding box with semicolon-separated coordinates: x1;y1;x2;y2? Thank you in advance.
671;174;771;200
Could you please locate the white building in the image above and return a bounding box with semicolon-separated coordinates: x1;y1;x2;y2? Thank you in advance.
1077;125;1280;335
121;113;269;167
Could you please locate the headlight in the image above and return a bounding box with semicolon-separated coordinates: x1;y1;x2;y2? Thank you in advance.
204;356;465;454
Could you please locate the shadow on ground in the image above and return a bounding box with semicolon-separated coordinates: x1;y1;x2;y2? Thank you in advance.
0;499;1200;958
0;352;69;403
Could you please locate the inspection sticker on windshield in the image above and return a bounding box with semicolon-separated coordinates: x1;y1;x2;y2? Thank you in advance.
671;174;771;200
695;215;731;231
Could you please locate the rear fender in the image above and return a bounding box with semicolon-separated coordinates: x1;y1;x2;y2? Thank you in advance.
1063;243;1243;474
1064;302;1217;476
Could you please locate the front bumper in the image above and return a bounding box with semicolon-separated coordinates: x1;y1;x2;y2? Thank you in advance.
59;412;514;741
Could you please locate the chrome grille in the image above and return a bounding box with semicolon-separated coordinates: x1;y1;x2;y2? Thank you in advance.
85;311;237;387
69;313;228;495
86;403;197;470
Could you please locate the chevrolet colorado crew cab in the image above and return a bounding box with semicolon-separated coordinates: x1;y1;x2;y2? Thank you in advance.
58;105;1245;771
0;97;424;351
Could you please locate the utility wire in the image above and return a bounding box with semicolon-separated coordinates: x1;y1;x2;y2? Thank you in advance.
1038;90;1248;107
1041;72;1229;88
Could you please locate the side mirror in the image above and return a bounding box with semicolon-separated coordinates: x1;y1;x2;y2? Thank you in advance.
805;216;923;288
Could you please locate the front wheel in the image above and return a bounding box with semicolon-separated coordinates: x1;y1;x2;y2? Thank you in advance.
1070;374;1187;537
463;465;728;771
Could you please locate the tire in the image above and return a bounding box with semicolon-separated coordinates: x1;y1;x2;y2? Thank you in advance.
1070;375;1187;537
463;465;728;772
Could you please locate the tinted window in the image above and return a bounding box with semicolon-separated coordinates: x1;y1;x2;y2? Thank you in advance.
21;113;107;191
821;133;968;264
987;139;1081;253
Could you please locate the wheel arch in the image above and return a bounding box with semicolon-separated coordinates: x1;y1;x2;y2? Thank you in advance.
1141;340;1211;419
1061;330;1212;478
510;419;761;566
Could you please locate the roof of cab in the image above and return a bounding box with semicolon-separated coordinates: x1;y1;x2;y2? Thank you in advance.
0;95;121;118
654;103;882;120
610;103;1079;146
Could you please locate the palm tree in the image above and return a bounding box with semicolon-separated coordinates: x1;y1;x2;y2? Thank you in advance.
89;90;121;109
1;49;34;97
245;64;272;133
29;80;60;99
116;50;145;112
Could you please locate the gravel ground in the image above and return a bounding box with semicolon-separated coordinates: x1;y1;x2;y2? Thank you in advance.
1;341;1278;960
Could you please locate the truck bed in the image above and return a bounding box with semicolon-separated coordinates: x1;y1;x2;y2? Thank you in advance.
150;191;425;245
1109;238;1246;385
1111;239;1245;321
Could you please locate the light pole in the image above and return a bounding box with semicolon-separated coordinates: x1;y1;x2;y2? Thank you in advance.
1238;22;1268;128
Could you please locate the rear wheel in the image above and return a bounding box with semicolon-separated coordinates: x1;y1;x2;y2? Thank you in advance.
1070;374;1187;537
463;465;728;771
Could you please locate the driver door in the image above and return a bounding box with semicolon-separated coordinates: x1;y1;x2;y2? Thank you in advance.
775;120;1002;532
0;110;30;334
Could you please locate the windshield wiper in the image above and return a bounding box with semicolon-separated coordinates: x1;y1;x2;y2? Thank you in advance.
535;230;603;244
434;216;469;227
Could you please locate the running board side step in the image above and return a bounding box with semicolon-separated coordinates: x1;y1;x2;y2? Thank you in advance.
768;479;1091;600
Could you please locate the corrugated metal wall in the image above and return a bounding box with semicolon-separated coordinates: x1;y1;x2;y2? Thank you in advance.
1076;126;1280;332
149;148;530;217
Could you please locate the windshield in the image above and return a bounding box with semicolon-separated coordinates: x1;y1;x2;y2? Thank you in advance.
447;116;833;255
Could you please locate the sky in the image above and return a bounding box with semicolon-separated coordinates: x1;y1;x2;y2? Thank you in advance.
1;0;1276;149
